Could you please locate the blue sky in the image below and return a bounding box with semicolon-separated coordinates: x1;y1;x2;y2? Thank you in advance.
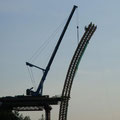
0;0;120;120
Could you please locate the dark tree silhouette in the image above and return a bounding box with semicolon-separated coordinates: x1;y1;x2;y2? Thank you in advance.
0;110;31;120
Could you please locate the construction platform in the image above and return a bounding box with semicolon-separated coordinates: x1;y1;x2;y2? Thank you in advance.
0;95;62;111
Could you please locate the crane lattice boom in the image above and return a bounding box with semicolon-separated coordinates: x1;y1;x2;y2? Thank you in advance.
26;5;78;96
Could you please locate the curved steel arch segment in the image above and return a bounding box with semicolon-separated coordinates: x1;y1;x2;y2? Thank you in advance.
59;23;97;120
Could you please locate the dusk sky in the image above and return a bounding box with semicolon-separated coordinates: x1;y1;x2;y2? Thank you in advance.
0;0;120;120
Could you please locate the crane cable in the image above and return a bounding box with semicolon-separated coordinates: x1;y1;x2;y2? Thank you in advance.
76;8;80;44
27;66;36;90
26;17;67;89
28;17;67;63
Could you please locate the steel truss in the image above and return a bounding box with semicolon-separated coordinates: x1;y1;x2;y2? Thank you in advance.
59;23;97;120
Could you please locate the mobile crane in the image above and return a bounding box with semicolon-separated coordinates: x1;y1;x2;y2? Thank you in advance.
26;5;78;96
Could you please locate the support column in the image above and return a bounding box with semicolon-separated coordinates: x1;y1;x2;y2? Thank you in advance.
44;105;52;120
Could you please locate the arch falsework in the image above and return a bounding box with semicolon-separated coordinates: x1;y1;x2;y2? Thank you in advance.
59;23;97;120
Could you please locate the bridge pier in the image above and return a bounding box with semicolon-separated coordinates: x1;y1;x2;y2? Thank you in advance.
44;105;52;120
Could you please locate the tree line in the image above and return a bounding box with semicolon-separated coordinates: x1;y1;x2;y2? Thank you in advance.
0;110;44;120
